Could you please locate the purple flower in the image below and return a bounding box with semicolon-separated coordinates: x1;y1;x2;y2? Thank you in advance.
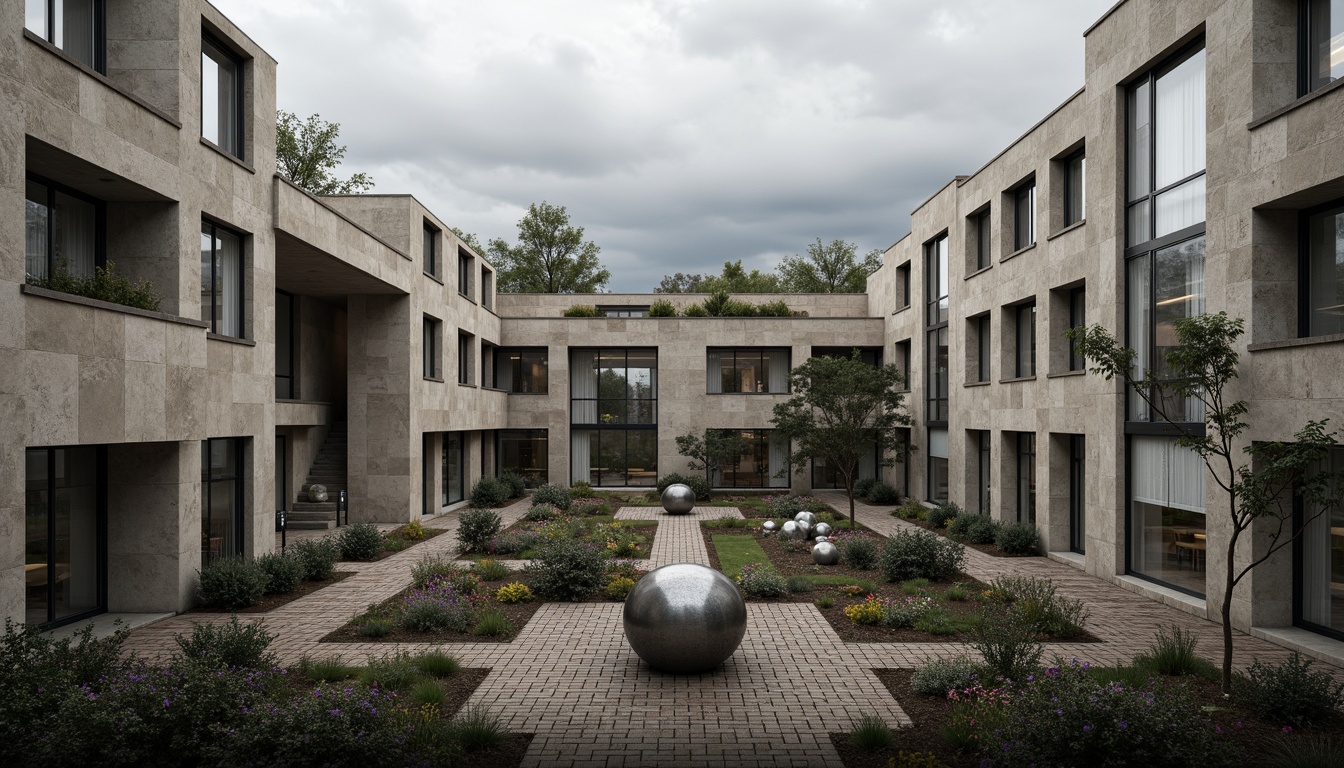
329;709;342;716
1083;725;1092;733
163;699;171;708
1283;726;1294;734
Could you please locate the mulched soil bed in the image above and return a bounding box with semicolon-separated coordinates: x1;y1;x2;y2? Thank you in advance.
831;669;1344;767
433;669;535;767
369;526;449;561
893;514;1040;559
475;517;657;561
191;572;355;614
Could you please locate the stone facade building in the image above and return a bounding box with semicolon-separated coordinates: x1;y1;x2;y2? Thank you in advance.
2;0;1342;664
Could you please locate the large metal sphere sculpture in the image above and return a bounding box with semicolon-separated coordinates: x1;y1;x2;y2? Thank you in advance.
794;511;819;528
623;563;747;674
797;520;814;540
812;541;840;566
661;483;696;514
307;484;328;503
762;520;777;533
814;522;833;539
781;520;801;539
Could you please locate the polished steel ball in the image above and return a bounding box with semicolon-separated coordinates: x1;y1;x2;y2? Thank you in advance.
812;541;840;566
814;522;833;538
797;520;814;540
794;511;819;527
623;563;747;674
661;483;696;514
762;520;777;532
307;484;328;503
781;520;801;539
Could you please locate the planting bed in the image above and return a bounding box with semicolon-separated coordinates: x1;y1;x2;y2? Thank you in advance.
891;512;1041;559
192;571;354;614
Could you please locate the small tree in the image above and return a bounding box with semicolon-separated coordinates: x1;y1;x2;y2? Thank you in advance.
275;111;373;195
451;227;488;257
777;238;882;293
770;352;911;527
675;430;743;487
488;201;610;293
1069;312;1341;694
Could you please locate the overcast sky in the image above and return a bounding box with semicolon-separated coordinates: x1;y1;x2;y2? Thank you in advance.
215;0;1114;292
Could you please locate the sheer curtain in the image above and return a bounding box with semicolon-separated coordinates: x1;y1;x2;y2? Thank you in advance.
56;192;96;279
1131;436;1204;513
1155;50;1205;188
1128;256;1151;421
1301;449;1343;625
767;349;789;393
768;433;789;487
706;350;721;393
570;350;597;422
570;429;591;484
25;182;49;280
218;228;242;337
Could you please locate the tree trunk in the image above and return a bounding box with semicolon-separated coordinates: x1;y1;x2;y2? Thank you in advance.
1222;539;1236;695
846;483;856;529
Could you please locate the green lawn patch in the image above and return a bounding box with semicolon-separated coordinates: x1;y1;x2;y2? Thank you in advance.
711;535;772;579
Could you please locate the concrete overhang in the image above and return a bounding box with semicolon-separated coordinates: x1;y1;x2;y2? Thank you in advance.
25;137;175;202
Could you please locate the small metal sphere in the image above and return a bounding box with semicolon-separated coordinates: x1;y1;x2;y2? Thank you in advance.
794;511;819;527
661;483;697;514
307;484;328;503
812;541;840;566
762;520;777;532
781;521;801;539
797;520;813;540
814;522;833;538
623;563;748;674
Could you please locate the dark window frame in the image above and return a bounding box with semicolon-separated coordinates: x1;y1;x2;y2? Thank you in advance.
495;347;549;393
498;428;549;485
23;172;107;281
1015;301;1037;378
423;221;439;278
894;339;911;391
201;30;245;159
1298;196;1344;338
715;428;788;489
201;218;246;338
598;306;650;318
458;248;473;299
422;316;440;380
458;331;474;385
977;430;992;514
1013;179;1037;251
275;289;294;398
442;432;465;506
1070;434;1086;554
1300;0;1344;95
202;437;245;565
25;445;108;628
975;207;993;270
1069;287;1087;371
896;262;911;308
1064;151;1087;227
977;314;992;383
708;347;791;394
1017;432;1036;525
569;347;659;427
925;233;950;423
26;0;106;73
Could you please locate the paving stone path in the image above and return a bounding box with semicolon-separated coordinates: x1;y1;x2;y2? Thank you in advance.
121;495;1343;767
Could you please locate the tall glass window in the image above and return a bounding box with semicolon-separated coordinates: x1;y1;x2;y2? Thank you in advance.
275;291;293;399
1014;182;1036;251
458;250;473;299
499;429;548;485
202;438;243;566
1298;446;1344;639
894;340;911;390
1015;302;1037;378
25;176;101;282
1065;152;1086;226
713;430;790;488
813;446;878;490
570;348;657;486
25;0;103;71
1302;0;1344;94
977;430;991;514
1017;432;1036;524
458;332;473;384
1070;435;1086;554
495;348;548;393
1304;202;1344;337
201;221;243;338
926;234;949;422
442;432;464;506
975;208;992;270
707;348;789;394
1129;435;1206;595
423;222;439;277
927;428;949;503
201;33;242;158
977;315;991;383
422;317;440;379
26;446;103;627
1069;288;1087;371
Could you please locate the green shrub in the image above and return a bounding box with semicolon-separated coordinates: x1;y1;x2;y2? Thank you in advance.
197;557;267;609
469;476;511;508
358;651;421;690
449;703;508;751
1237;652;1344;727
290;537;340;581
410;679;447;707
474;608;513;637
1260;735;1344;768
946;584;968;601
473;558;511;581
969;608;1042;681
816;596;835;608
866;481;902;504
402;580;477;632
901;577;931;595
411;554;469;590
525;503;560;522
358;618;393;638
965;516;999;544
605;575;636;599
786;575;814;593
926;502;961;529
849;713;896;752
880;529;965;583
336;523;382;561
754;299;793;317
988;575;1089;638
29;259;161;311
995;522;1041;555
416;650;461;678
175;616;276;670
562;304;599;317
838;536;880;570
457;508;502;553
648;299;678;317
532;483;573;511
735;562;789;598
911;655;986;697
257;551;305;595
854;477;878;499
1132;626;1216;678
498;470;527;499
894;499;926;519
299;655;353;683
527;538;609;601
657;472;711;501
570;480;596;498
945;511;977;539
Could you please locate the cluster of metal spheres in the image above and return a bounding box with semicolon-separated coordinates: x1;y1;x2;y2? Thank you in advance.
762;511;839;565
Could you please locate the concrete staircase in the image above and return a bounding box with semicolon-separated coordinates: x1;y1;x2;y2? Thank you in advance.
287;420;347;530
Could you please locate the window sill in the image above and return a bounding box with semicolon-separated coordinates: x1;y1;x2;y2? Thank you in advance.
1247;333;1344;352
21;284;208;328
964;265;993;281
1047;220;1086;241
424;272;444;285
480;386;508;393
963;380;992;388
199;137;255;174
1248;77;1344;131
1000;243;1036;263
276;398;335;406
458;292;477;304
506;391;550;396
1046;369;1087;379
457;382;478;389
23;31;182;128
207;332;255;346
706;391;787;396
423;376;444;383
999;375;1037;384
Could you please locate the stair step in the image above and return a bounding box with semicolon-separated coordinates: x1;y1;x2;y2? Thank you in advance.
291;501;337;511
286;520;335;531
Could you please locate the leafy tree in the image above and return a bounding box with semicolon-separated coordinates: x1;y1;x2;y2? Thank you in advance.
675;430;743;487
1068;312;1342;694
275;111;373;195
655;272;706;294
656;260;781;294
771;352;912;527
778;238;882;293
451;227;487;257
487;202;609;293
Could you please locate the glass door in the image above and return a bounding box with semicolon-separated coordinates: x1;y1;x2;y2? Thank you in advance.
26;446;104;627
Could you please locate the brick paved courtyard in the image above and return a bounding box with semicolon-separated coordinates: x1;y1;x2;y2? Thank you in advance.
122;494;1344;767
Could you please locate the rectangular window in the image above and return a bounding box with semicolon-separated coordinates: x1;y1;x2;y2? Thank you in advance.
977;430;992;514
1070;434;1086;554
896;263;911;308
458;249;473;299
458;332;474;384
481;270;494;310
1069;287;1086;371
1017;432;1036;524
1304;202;1344;337
1129;435;1206;596
25;445;104;627
925;234;949;422
423;222;439;278
977;315;991;383
893;340;911;391
24;176;102;282
442;432;464;506
201;220;244;338
813;446;878;490
1302;0;1344;94
713;429;790;488
202;438;244;566
1128;236;1207;422
25;0;104;72
201;33;243;158
1064;152;1086;226
707;348;790;394
1015;302;1037;378
927;427;949;503
1297;445;1344;639
570;348;657;486
1127;46;1205;247
975;208;992;270
422;316;440;379
495;348;548;393
275;291;294;398
1014;181;1036;251
599;306;650;318
499;429;548;485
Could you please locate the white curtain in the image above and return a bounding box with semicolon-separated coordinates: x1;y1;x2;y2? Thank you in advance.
218;228;242;337
1155;176;1205;239
1128;256;1151;421
570;350;597;423
1301;449;1344;625
706;350;721;393
1131;436;1204;513
25;182;49;280
768;432;789;487
570;429;591;484
767;349;789;393
496;352;513;391
56;192;96;279
928;428;948;459
1155;49;1205;188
